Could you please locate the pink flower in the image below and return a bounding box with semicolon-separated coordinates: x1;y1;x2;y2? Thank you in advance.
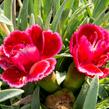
70;24;109;78
0;25;62;88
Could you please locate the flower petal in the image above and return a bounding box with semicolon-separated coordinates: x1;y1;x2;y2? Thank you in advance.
4;30;32;56
42;30;62;59
78;35;92;63
100;68;109;78
92;40;108;62
0;67;27;88
78;64;103;76
0;57;12;70
78;24;103;43
27;60;50;82
44;58;56;76
0;46;12;70
28;58;56;82
11;45;40;72
26;25;43;53
70;32;78;56
97;55;108;67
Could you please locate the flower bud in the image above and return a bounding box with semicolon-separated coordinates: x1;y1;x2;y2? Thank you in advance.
38;72;59;92
63;63;85;91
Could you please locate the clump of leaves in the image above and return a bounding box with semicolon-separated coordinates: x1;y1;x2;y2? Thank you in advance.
0;0;109;109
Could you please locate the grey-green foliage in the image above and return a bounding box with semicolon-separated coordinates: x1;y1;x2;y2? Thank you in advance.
31;86;40;109
17;0;29;30
0;89;24;103
73;76;99;109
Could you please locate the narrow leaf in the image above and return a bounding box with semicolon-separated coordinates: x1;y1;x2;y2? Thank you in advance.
21;104;31;109
44;9;52;29
29;13;35;25
4;0;12;21
42;0;52;22
83;76;99;109
0;8;12;25
0;89;24;102
17;0;29;30
73;81;90;109
93;0;109;18
0;14;12;25
52;0;60;16
4;0;13;31
63;3;92;40
31;86;40;109
94;12;109;26
51;0;66;32
55;53;71;58
72;0;79;11
28;0;34;16
0;104;19;109
73;76;98;109
33;0;42;23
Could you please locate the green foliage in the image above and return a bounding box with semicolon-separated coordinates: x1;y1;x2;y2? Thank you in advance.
73;81;90;109
4;0;13;31
93;0;109;18
21;104;31;109
31;86;40;109
51;0;66;32
0;104;19;109
4;0;12;20
0;9;12;25
0;0;109;109
0;89;24;102
17;0;29;30
42;0;52;23
83;76;99;109
73;76;99;109
96;97;109;109
33;0;43;26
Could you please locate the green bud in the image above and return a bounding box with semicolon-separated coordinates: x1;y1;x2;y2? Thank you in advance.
63;62;85;91
38;72;59;93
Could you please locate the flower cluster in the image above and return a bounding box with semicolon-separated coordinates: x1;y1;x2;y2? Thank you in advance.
70;24;109;78
0;23;109;88
0;25;62;88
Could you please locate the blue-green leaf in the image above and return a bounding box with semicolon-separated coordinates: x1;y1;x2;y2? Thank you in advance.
83;76;99;109
31;86;40;109
63;3;92;40
52;0;60;16
4;0;13;31
42;0;52;22
21;104;31;109
0;104;19;109
51;0;66;32
4;0;12;21
93;0;109;18
28;0;34;16
0;89;24;102
73;76;99;109
17;0;29;30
